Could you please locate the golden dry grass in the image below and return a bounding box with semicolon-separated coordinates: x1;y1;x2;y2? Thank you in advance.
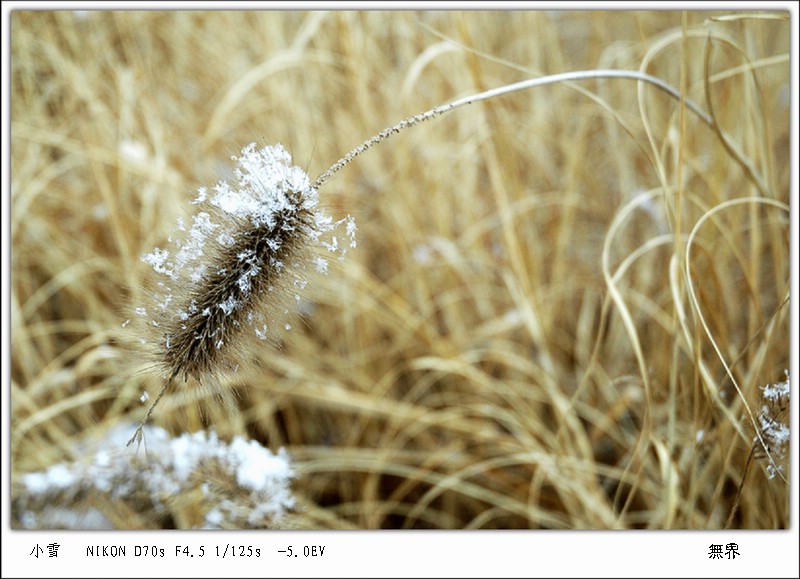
10;9;791;529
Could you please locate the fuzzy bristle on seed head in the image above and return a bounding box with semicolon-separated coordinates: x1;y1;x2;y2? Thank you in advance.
137;143;356;384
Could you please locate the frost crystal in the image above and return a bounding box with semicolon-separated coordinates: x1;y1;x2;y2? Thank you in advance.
141;248;173;277
346;216;358;247
314;257;329;274
219;295;238;315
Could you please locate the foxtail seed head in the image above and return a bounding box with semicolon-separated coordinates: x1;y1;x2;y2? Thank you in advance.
137;143;355;385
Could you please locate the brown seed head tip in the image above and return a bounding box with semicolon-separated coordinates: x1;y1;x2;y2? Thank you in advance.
135;143;356;384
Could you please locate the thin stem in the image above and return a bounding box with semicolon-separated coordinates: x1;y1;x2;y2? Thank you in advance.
312;69;714;190
703;34;771;197
725;443;757;529
127;379;173;447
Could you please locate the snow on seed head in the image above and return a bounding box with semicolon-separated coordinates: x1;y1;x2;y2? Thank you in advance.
133;142;356;385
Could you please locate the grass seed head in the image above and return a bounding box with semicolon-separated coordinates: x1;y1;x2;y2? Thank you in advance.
136;143;356;385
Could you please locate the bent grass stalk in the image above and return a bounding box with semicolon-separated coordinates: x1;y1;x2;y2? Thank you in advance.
129;68;748;448
312;69;715;190
684;197;790;484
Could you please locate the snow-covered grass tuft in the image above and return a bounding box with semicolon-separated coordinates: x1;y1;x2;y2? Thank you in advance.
725;371;790;529
757;372;790;480
13;425;296;530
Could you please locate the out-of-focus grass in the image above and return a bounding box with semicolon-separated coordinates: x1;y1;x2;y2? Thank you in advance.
10;10;790;529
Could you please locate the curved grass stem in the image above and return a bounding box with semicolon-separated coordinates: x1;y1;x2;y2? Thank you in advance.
312;69;714;190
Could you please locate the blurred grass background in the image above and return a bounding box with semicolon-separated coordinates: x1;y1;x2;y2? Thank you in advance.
10;9;791;529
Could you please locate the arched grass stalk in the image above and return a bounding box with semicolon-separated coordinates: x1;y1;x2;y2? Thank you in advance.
131;68;725;447
312;69;715;189
684;196;790;484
